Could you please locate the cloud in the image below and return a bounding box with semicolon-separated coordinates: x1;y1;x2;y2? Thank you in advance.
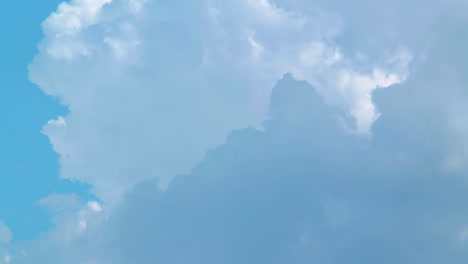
35;194;104;244
0;222;12;244
8;74;468;263
0;221;12;264
16;0;468;263
30;0;410;203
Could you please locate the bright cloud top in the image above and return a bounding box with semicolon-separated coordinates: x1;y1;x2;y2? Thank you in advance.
29;0;410;204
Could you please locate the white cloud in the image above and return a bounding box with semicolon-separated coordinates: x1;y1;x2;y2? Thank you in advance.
30;0;410;205
41;0;112;60
12;0;468;262
35;194;105;245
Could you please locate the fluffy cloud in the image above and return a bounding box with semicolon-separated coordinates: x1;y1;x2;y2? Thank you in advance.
8;74;468;263
30;0;410;203
13;0;468;263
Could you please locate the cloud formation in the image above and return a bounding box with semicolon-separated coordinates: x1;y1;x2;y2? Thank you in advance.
11;0;468;263
30;0;410;203
8;74;468;263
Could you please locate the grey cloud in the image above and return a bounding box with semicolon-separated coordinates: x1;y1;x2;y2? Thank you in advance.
11;74;468;263
90;75;468;264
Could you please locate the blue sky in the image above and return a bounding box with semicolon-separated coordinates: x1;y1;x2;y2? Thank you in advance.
2;0;468;263
0;0;91;241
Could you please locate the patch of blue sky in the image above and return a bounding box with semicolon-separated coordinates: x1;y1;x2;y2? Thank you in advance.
0;1;93;241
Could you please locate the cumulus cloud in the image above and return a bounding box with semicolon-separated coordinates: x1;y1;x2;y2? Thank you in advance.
9;74;468;263
15;0;468;263
30;0;410;203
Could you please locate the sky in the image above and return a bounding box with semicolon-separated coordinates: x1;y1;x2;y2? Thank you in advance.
2;0;468;263
0;0;93;242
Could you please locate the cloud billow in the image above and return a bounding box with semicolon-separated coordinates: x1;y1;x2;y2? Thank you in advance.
8;0;468;263
29;0;410;203
96;75;468;263
9;74;468;263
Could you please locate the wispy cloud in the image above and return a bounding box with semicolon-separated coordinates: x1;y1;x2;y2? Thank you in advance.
0;221;12;244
